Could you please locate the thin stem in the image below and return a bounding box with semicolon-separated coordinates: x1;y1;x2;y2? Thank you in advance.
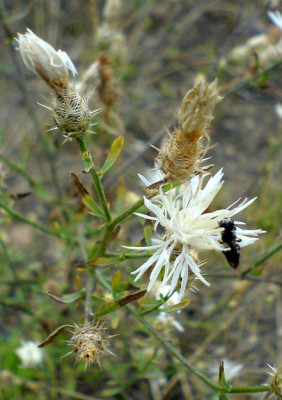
0;201;67;240
84;266;95;322
0;154;37;187
228;386;270;394
112;198;145;226
0;235;18;279
100;181;175;254
76;138;111;222
99;199;145;255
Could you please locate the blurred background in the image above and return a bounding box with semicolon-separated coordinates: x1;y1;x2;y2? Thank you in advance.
0;0;281;399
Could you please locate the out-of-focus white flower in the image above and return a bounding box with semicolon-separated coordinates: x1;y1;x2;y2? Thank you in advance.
125;169;264;300
154;283;184;332
155;313;184;333
156;283;180;306
16;341;43;367
268;10;282;31
16;29;77;83
274;103;282;119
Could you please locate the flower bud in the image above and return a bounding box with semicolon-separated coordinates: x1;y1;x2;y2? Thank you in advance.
53;89;93;139
16;29;77;90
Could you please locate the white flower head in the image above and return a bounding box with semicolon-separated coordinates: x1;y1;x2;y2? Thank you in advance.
126;169;264;301
16;29;77;84
16;341;43;367
268;10;282;31
267;364;282;399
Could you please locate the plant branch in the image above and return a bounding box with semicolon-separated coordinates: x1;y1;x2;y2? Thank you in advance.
0;201;67;240
95;270;270;395
76;137;111;222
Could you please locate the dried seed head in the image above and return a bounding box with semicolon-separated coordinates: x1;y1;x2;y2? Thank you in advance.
16;29;77;91
156;79;222;182
68;321;114;369
268;365;282;399
97;53;117;108
178;79;222;137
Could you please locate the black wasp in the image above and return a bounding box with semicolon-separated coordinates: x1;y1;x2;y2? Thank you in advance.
219;218;241;269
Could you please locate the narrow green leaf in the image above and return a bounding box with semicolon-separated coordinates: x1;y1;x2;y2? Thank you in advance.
44;290;84;304
144;223;153;246
111;271;121;291
138;299;163;308
99;136;124;177
96;290;147;317
160;299;191;313
82;194;106;220
101;387;124;396
96;301;120;317
88;243;100;259
217;393;229;400
111;310;119;329
88;257;119;267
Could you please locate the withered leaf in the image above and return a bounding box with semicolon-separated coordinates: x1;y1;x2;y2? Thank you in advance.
70;172;90;199
38;324;73;348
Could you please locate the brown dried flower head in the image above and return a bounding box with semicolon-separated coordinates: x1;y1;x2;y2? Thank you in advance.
68;321;114;369
97;53;118;109
156;79;222;182
16;29;96;140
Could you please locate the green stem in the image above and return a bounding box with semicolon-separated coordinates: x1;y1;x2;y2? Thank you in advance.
112;198;145;226
0;235;18;279
0;154;37;187
84;266;95;322
99;198;145;255
99;181;176;254
76;138;111;222
0;201;66;240
241;243;282;278
229;386;269;393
